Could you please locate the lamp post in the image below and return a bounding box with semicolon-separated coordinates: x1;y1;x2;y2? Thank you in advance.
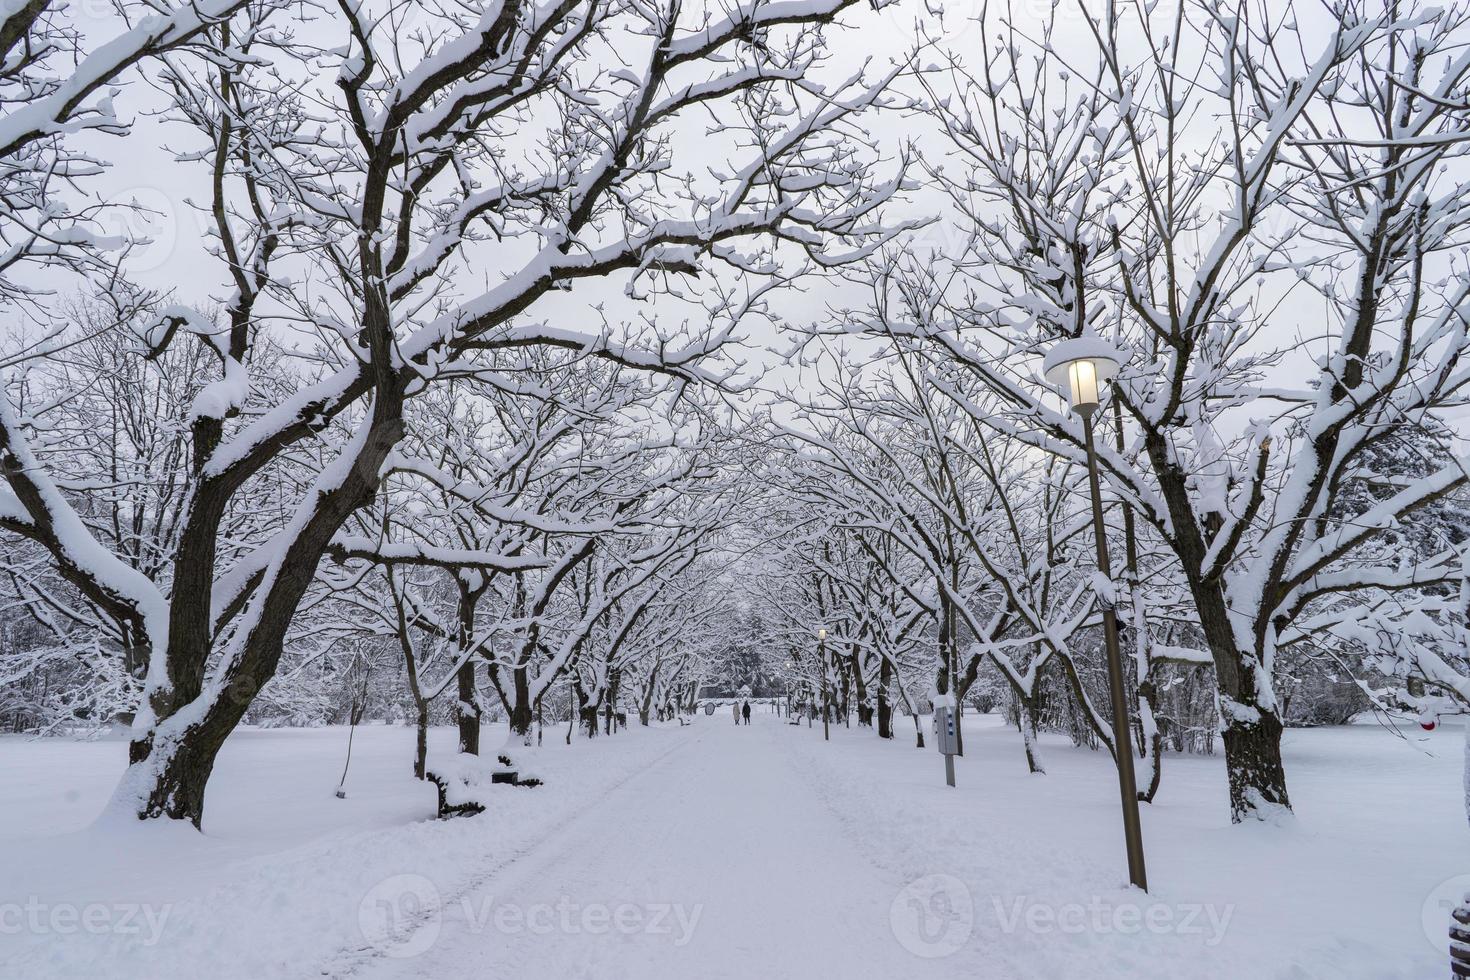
818;627;830;741
1043;335;1149;893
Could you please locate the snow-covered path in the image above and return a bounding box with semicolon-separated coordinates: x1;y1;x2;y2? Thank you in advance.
350;714;971;980
1;717;1462;977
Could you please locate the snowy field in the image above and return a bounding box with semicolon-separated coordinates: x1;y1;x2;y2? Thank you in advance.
0;712;1462;979
8;2;1470;978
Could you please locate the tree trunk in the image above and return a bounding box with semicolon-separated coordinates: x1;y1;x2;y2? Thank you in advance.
1148;414;1291;822
1116;453;1165;804
937;593;965;756
850;653;868;726
414;701;429;780
1198;593;1290;820
1220;709;1288;819
639;663;659;726
604;668;621;735
1019;696;1045;775
507;664;533;737
453;580;483;755
1136;673;1163;802
576;680;600;739
456;658;479;755
118;410;407;826
876;659;893;739
121;709;236;827
98;196;426;827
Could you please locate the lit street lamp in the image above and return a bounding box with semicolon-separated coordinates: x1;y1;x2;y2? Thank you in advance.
817;627;830;742
1043;335;1149;893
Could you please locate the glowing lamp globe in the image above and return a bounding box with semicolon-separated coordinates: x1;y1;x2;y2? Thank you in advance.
1042;336;1123;416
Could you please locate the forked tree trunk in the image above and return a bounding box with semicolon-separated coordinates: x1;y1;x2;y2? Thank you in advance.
117;407;406;827
123;708;238;827
507;665;533;738
639;663;659;726
573;687;596;740
1198;597;1290;820
1145;421;1292;822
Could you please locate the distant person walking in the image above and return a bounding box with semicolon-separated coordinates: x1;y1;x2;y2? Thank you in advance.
732;702;740;726
741;701;751;725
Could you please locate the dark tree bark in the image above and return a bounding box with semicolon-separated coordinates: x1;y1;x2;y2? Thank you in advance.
1018;694;1045;775
574;679;599;739
876;658;893;739
638;663;659;726
125;389;407;826
1191;567;1291;819
604;667;622;735
453;579;484;756
413;701;429;780
456;660;479;756
850;652;868;726
1136;672;1163;802
507;665;533;737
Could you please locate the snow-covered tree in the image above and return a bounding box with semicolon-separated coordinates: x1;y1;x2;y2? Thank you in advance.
0;0;916;826
825;0;1470;823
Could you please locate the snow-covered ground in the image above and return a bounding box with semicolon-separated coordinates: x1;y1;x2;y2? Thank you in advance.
0;711;1462;978
785;714;1465;978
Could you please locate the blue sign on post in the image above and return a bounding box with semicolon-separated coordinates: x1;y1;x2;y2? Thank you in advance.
933;705;958;787
933;705;959;755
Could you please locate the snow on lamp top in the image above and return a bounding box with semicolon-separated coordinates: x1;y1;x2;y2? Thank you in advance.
1041;335;1122;416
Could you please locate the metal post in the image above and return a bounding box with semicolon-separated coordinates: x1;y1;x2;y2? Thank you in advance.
944;753;955;788
1082;411;1149;893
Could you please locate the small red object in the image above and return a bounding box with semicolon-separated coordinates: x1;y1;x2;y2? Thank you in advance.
1421;719;1438;732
